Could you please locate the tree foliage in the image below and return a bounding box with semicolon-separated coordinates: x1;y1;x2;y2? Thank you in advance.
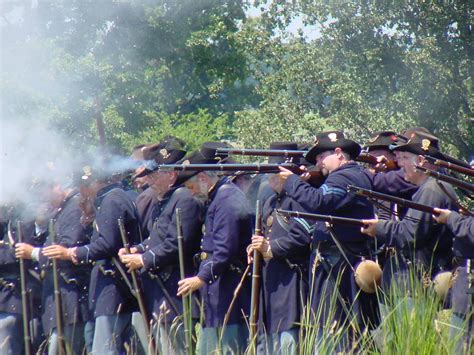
235;0;473;159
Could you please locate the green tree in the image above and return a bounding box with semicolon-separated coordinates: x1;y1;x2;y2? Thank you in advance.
236;1;473;159
1;0;256;152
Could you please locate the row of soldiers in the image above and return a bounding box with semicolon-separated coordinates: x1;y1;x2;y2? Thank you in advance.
0;128;472;354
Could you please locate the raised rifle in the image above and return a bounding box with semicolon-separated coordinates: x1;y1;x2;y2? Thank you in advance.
49;219;65;355
17;221;32;355
249;201;263;354
347;185;441;215
216;148;399;171
276;209;368;227
425;156;474;177
117;218;157;355
415;166;474;193
176;208;193;354
158;163;325;187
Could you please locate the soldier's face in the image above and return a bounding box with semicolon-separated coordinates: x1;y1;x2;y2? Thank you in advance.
316;150;337;174
148;171;173;197
397;152;422;184
185;175;206;198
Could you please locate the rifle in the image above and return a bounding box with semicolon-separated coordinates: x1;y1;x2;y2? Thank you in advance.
415;166;474;193
117;219;157;355
347;185;441;215
249;201;263;354
49;219;65;355
158;163;326;187
276;209;368;227
215;148;305;159
425;156;474;177
17;221;32;355
215;148;399;171
175;208;193;354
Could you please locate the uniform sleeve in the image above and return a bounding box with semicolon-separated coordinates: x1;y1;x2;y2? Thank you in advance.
75;197;125;263
370;169;417;198
141;197;201;270
375;184;441;249
447;212;474;241
197;194;244;283
270;217;312;258
0;245;16;265
283;174;348;214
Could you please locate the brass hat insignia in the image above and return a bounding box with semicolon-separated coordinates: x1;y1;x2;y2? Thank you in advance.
328;133;338;142
421;139;431;151
368;135;379;144
160;149;170;159
182;160;190;165
82;166;92;180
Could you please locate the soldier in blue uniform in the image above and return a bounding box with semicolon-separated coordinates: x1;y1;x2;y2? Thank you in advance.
1;200;46;354
248;142;312;354
177;149;253;355
119;139;204;354
278;131;377;351
434;208;474;350
361;132;456;300
43;164;141;355
13;181;92;354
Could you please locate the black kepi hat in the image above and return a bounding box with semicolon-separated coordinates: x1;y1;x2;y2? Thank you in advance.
305;131;361;164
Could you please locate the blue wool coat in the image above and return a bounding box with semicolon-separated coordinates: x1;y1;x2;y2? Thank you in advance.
197;178;253;328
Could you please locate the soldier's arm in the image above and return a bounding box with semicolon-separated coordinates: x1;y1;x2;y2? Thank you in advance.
282;174;351;214
74;197;124;263
369;169;417;198
141;196;202;270
375;184;443;248
446;211;474;241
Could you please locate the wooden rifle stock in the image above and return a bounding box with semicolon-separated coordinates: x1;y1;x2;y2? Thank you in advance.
276;209;368;227
176;208;193;354
17;221;32;355
49;219;66;355
117;219;157;355
416;166;474;192
425;156;474;177
347;185;440;215
356;152;399;171
249;201;263;354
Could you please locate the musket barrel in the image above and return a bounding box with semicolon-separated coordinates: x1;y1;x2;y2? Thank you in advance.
49;219;65;355
17;221;32;355
215;148;307;158
118;219;157;354
347;185;439;215
416;166;474;192
276;209;367;226
249;201;263;354
426;156;474;177
176;208;193;354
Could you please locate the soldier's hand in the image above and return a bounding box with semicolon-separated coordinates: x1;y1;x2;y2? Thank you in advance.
251;235;269;254
15;243;34;259
433;208;451;224
246;244;254;264
278;166;294;184
120;254;144;272
360;219;379;238
118;247;137;257
177;276;204;296
42;245;72;260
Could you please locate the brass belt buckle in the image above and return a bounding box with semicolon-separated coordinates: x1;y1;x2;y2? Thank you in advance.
200;252;208;261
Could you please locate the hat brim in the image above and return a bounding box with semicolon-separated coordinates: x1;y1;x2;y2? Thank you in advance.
392;143;443;159
305;139;361;164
